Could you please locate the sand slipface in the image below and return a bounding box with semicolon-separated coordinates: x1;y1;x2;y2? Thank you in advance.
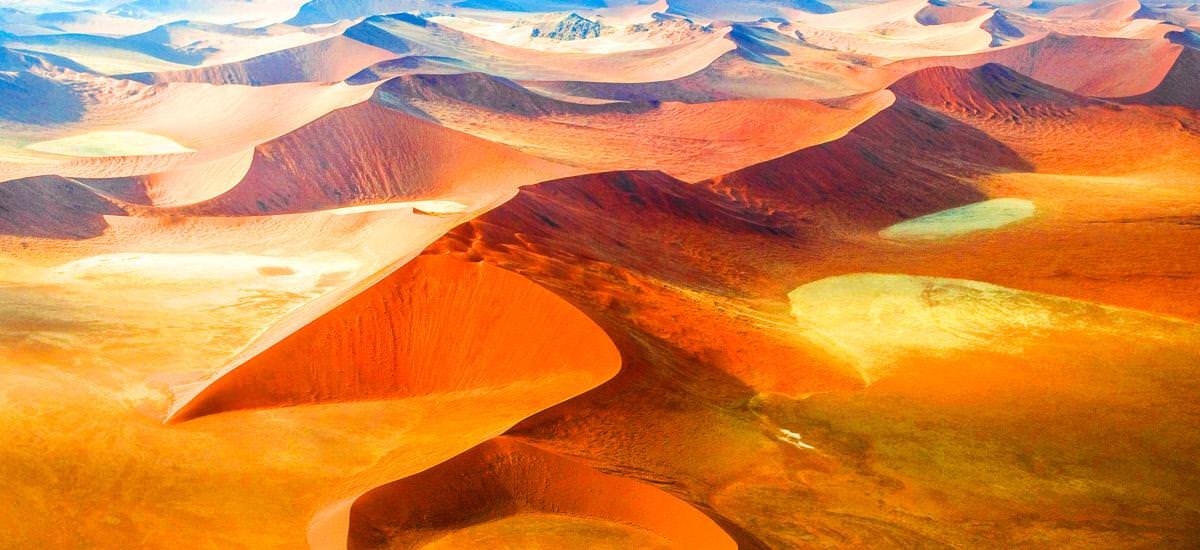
168;255;621;421
345;437;737;549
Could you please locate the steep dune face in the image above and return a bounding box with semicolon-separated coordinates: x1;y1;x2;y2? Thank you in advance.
80;150;255;207
168;255;620;422
889;33;1183;97
888;63;1092;118
176;97;576;216
346;437;736;549
378;71;895;180
1124;45;1200;109
705;98;1024;229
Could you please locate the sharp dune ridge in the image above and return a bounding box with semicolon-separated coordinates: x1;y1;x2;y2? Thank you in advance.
1;0;1199;548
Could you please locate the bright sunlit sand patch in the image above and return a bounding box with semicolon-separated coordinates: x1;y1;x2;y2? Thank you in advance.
25;131;195;158
53;253;359;287
327;200;469;216
778;429;816;450
880;198;1035;240
787;274;1185;383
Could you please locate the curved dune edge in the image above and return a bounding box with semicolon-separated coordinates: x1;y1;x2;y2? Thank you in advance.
324;436;736;550
166;254;621;422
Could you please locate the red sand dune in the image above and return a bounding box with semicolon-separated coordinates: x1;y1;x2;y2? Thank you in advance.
174;96;576;216
376;71;895;180
888;62;1092;118
1123;45;1200;109
704;98;1022;229
346;437;736;549
168;255;620;422
889;33;1183;97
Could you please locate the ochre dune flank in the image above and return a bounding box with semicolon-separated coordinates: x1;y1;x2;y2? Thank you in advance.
347;437;737;549
168;255;620;422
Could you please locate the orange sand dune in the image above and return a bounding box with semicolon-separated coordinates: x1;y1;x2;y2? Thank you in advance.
169;255;619;422
344;437;735;549
376;72;895;181
410;62;1200;547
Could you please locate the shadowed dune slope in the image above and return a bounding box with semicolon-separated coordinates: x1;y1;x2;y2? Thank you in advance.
704;98;1027;228
374;72;656;117
176;96;575;216
0;176;124;239
168;255;620;422
347;437;736;549
1124;46;1200;109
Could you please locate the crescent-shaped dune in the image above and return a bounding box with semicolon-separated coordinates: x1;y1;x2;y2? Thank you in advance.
167;254;621;422
342;437;736;549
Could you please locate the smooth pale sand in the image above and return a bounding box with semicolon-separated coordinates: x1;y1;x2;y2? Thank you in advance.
787;273;1191;383
24;131;195;157
880;198;1035;240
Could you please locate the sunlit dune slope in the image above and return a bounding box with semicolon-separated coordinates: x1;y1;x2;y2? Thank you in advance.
376;71;895;180
169;255;619;422
345;437;735;549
